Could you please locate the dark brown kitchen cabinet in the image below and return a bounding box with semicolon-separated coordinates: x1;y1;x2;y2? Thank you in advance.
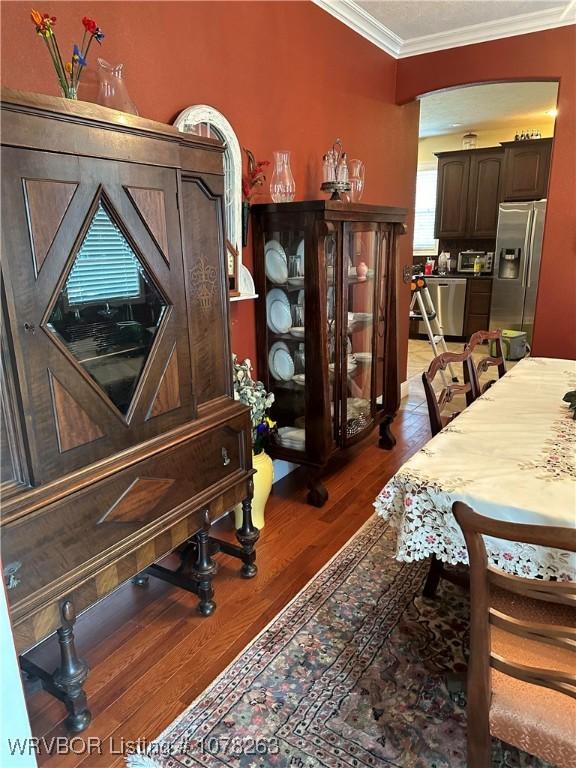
1;89;258;732
434;154;470;237
251;201;406;507
464;278;493;338
500;138;552;201
434;148;503;239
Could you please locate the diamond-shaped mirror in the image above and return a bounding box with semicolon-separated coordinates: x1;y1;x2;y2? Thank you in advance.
47;201;168;415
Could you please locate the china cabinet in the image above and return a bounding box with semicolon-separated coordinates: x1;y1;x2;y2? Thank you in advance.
251;201;406;507
0;89;258;731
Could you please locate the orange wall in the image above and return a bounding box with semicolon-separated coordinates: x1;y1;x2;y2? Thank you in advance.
1;1;419;377
397;25;576;360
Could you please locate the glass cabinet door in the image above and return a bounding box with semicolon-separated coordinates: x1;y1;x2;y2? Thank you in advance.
263;226;307;455
324;226;339;448
341;223;380;444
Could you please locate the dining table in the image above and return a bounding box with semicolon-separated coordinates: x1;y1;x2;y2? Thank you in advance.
374;356;576;581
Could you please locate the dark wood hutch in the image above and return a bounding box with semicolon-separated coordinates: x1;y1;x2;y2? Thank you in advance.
251;201;407;507
0;90;258;731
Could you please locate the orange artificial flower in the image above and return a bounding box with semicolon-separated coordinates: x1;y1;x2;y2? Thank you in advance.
30;8;43;26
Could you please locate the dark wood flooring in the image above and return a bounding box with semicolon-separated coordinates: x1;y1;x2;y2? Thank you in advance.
23;409;431;767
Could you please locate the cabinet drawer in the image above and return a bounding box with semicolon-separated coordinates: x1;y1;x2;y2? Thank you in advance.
2;421;248;614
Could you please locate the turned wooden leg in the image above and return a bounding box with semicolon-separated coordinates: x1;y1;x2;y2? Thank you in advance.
52;601;91;733
423;555;443;598
379;416;396;449
191;510;217;616
306;467;328;508
236;479;260;578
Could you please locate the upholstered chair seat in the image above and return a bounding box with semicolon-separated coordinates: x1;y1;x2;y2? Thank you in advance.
489;592;576;768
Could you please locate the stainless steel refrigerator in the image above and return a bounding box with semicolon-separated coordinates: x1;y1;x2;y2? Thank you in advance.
489;200;546;343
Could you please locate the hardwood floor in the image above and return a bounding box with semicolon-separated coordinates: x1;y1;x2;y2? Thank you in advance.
23;409;431;767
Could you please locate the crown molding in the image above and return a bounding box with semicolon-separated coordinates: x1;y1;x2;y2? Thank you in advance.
312;0;576;60
312;0;403;57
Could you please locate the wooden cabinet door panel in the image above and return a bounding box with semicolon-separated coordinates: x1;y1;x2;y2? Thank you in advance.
1;148;195;485
501;140;552;201
434;156;470;238
467;152;503;237
180;173;231;405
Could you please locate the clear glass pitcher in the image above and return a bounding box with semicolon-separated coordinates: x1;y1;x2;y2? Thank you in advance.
270;151;295;202
96;58;139;115
349;159;365;202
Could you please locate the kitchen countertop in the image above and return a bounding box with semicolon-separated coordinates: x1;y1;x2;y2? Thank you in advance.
423;273;494;280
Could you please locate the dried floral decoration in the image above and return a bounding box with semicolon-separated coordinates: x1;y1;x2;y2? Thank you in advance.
242;148;269;202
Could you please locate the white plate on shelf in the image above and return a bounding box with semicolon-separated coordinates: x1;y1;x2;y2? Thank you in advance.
266;289;292;334
265;240;288;284
296;238;305;263
355;352;372;363
287;276;305;287
268;341;294;381
292;373;305;387
290;326;305;339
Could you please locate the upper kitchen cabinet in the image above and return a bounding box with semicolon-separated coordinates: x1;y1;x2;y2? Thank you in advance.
500;138;552;201
434;154;470;237
434;148;504;239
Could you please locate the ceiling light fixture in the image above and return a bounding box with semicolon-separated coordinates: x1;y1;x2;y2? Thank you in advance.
545;108;558;118
451;123;463;127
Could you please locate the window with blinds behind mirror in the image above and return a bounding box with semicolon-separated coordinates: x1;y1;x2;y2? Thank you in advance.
47;201;168;414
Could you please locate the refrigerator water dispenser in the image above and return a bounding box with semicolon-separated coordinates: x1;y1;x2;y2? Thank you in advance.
498;248;521;279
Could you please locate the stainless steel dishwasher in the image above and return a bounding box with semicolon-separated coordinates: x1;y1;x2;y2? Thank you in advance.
418;277;467;337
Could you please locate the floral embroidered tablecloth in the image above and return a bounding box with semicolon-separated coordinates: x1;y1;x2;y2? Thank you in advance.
375;357;576;580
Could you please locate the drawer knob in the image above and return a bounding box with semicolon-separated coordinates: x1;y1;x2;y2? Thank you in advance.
222;447;231;466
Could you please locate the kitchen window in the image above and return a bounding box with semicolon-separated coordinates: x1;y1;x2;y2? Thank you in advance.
413;165;438;255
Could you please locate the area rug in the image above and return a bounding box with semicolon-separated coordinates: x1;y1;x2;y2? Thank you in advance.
127;516;549;768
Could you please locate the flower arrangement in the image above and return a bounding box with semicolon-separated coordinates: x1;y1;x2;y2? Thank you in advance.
30;9;105;98
232;356;276;454
242;148;270;202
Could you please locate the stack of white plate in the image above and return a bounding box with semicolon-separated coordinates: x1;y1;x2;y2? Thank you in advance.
265;240;288;284
277;426;305;450
268;341;295;381
355;352;372;364
266;289;292;334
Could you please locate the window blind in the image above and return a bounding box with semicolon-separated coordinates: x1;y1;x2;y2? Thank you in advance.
65;205;143;305
413;168;438;252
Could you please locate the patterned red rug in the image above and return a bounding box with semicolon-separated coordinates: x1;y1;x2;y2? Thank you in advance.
127;516;549;767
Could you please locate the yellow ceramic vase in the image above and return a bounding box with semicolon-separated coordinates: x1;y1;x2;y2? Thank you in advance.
234;450;274;530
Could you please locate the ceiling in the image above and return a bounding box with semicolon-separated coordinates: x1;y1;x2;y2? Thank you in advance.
419;81;560;137
313;0;576;57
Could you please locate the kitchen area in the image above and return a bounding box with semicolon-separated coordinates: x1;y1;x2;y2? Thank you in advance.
407;81;558;387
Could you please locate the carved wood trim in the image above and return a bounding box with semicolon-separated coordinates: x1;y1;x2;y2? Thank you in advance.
23;179;77;274
48;371;105;452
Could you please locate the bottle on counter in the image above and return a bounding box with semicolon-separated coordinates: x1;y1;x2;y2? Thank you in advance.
437;251;448;276
473;253;483;277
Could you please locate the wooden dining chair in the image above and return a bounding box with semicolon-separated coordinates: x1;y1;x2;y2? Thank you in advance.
421;349;477;437
453;501;576;768
421;349;476;598
466;329;506;399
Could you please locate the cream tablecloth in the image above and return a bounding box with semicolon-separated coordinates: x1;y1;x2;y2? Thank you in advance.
375;357;576;580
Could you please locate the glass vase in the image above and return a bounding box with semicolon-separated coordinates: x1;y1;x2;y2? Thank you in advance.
60;84;78;100
270;151;295;203
96;58;139;115
349;159;365;202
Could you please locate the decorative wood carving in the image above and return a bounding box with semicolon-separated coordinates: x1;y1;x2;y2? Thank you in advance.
98;477;175;525
125;186;169;261
189;258;218;310
49;372;104;452
24;179;77;274
147;344;181;419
